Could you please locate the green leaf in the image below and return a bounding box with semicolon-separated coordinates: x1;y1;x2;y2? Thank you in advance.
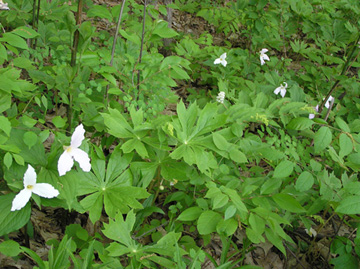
336;196;360;214
12;26;40;39
246;227;265;244
295;171;314;192
153;21;178;38
0;240;21;257
216;218;238;236
0;194;31;236
4;152;12;169
273;160;294;178
0;33;28;50
87;5;112;19
23;131;38;149
52;116;66;128
265;228;286;255
272;193;306;213
0;116;11;136
314;126;332;153
260;177;282;194
213;132;230;150
224;205;237;220
102;109;133;138
335;117;350;133
287;117;314;130
212;193;229;210
229;148;247;163
339;133;353;158
197;210;222;235
103;211;136;248
177;207;203;221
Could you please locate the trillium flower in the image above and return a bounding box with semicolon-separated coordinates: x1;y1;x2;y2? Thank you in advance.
214;53;227;67
11;165;59;211
274;82;287;98
216;91;225;103
324;95;334;109
0;0;9;10
309;105;319;119
259;48;270;65
58;124;91;176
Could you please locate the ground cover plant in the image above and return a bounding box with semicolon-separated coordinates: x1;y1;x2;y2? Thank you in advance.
1;0;360;268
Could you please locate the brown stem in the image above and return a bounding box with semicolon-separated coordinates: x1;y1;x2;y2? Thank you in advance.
70;0;83;67
137;0;147;93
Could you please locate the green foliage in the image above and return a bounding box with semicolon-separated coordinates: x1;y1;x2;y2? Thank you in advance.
1;0;360;267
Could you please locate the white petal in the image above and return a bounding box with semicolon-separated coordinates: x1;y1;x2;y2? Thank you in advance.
260;57;265;65
221;59;227;67
70;124;85;148
283;82;288;88
309;113;315;119
71;148;91;172
214;58;221;65
220;53;227;60
262;54;270;61
280;89;286;98
58;151;74;176
261;48;268;54
32;183;59;198
23;165;37;187
274;87;281;95
11;189;32;211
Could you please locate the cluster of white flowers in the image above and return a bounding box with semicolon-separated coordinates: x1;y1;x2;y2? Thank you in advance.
11;124;91;211
0;0;9;10
309;96;334;119
216;91;226;103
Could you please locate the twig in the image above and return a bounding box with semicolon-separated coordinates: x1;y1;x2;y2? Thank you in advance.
105;0;126;106
70;0;83;67
284;243;306;269
110;0;126;66
137;0;147;92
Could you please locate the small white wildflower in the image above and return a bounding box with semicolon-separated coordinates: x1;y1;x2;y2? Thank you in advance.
58;124;91;176
309;105;319;119
259;48;270;65
274;82;287;98
214;53;227;67
216;91;225;103
324;95;334;109
0;0;9;10
305;227;317;237
11;165;59;211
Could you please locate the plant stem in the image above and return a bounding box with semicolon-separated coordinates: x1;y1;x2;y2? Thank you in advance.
105;0;126;106
70;0;83;67
110;0;126;66
137;0;147;93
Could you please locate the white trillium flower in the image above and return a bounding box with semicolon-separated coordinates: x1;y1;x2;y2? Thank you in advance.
324;95;334;109
309;105;319;119
305;227;317;237
58;124;91;176
0;0;9;10
259;48;270;65
274;82;287;98
11;165;59;211
214;53;227;67
216;91;226;103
